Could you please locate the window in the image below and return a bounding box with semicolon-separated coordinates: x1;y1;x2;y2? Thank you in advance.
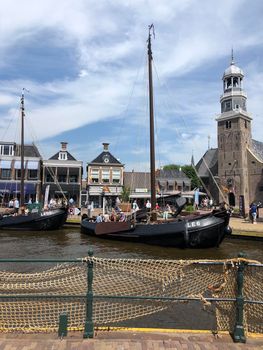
90;169;99;183
225;100;232;112
16;169;21;179
59;152;67;160
226;121;232;129
1;169;11;179
235;104;239;109
102;169;110;183
28;169;38;179
46;174;54;182
245;120;247;128
69;175;78;183
233;77;238;87
0;144;14;156
112;169;121;184
58;175;67;183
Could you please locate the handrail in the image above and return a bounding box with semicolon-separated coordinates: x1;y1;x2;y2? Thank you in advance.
0;253;262;343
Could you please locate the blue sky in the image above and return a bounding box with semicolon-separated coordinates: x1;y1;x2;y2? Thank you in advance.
1;0;263;174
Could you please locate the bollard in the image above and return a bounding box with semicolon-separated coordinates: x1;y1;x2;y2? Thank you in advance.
83;249;94;338
58;312;68;338
232;252;247;343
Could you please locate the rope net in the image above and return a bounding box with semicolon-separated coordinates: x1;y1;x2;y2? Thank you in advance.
0;257;261;333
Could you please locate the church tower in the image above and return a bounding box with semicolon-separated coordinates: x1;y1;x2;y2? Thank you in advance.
216;53;252;210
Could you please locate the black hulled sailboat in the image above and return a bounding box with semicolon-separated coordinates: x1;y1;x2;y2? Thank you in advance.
81;25;231;248
0;92;68;231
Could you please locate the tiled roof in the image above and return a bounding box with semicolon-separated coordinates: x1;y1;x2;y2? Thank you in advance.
196;148;218;178
156;169;190;182
251;139;263;162
124;172;150;190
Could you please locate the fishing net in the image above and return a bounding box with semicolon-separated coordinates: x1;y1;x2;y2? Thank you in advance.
0;257;261;333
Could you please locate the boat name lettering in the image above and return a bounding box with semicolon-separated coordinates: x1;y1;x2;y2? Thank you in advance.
187;221;201;228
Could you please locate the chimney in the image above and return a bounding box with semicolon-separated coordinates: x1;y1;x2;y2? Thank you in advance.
103;143;109;151
61;142;68;151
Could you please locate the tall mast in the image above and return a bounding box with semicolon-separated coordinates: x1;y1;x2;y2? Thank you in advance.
20;92;25;208
147;24;156;219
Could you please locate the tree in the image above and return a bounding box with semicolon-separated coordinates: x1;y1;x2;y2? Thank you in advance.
121;186;130;202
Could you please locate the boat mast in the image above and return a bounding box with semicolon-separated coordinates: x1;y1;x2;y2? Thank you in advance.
20;92;25;209
147;24;156;219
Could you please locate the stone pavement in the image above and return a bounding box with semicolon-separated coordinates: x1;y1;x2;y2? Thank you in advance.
0;331;262;350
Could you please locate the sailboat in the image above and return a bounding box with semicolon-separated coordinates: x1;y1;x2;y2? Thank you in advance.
80;25;232;248
0;92;68;231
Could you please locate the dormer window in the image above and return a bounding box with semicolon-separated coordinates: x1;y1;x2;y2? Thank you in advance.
0;144;14;156
59;152;67;160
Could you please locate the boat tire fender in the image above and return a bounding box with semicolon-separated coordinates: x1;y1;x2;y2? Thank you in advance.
224;225;232;235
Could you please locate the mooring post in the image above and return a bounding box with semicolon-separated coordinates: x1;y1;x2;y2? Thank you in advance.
233;252;247;343
58;312;68;338
83;248;94;338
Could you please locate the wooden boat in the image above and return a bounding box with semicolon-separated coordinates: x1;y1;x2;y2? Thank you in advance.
0;92;68;231
81;204;231;248
81;25;232;248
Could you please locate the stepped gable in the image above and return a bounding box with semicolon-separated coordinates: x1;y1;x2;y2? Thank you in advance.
196;148;218;177
251;139;263;162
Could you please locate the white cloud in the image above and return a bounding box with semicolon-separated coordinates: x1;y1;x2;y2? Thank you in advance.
0;0;263;169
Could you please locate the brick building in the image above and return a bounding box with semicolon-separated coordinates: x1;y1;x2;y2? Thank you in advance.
196;55;263;213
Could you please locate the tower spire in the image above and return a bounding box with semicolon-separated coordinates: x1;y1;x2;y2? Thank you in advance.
231;47;235;65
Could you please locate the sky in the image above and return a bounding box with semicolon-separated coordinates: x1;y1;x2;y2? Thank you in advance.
1;0;263;175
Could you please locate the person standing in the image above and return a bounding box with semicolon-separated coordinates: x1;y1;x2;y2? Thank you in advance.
14;198;20;215
146;200;151;212
250;202;257;224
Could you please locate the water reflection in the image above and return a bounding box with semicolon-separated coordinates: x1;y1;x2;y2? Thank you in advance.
0;227;262;265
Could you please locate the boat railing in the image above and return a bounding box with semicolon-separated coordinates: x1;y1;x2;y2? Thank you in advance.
0;251;262;342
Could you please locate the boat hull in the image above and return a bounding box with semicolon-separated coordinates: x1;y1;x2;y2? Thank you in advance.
81;210;231;248
0;208;68;231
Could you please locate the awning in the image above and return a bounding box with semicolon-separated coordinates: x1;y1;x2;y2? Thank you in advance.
0;182;36;194
14;161;26;169
0;160;12;168
27;161;39;170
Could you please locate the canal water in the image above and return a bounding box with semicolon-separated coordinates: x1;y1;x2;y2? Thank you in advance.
0;226;262;268
0;227;262;330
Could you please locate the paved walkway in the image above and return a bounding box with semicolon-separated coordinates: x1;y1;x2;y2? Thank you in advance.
0;331;262;350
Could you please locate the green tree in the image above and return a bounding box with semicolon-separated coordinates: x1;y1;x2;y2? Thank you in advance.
121;186;131;202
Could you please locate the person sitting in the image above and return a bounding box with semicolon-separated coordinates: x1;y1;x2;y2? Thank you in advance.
119;212;126;222
95;214;103;223
103;213;110;222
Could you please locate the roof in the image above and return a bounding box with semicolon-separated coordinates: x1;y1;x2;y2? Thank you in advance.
251;139;263;162
156;169;190;182
124;172;150;190
224;62;244;77
49;151;76;161
89;151;122;165
196;148;218;178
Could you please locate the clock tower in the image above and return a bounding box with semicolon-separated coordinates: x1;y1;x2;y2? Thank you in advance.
216;53;252;210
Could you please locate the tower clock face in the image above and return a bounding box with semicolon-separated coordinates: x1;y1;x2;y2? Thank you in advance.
103;155;109;163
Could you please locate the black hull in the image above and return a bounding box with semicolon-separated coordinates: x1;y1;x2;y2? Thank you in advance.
0;208;68;231
81;210;231;248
